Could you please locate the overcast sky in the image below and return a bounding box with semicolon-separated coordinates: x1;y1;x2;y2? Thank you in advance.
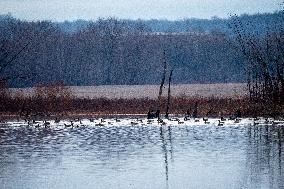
0;0;283;21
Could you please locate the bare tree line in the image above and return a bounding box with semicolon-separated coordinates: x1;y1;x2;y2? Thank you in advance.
232;14;284;116
0;16;245;88
0;19;58;85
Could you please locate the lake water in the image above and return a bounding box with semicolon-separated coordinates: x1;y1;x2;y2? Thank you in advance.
0;118;283;189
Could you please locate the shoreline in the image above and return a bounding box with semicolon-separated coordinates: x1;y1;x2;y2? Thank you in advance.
1;96;283;120
1;83;283;119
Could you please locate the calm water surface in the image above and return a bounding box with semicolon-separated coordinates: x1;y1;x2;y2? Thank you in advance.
0;120;283;189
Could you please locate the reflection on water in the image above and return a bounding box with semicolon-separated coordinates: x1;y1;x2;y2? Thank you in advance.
243;125;284;189
0;121;283;189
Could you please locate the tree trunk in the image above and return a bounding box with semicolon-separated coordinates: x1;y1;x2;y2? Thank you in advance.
157;50;167;119
165;70;173;119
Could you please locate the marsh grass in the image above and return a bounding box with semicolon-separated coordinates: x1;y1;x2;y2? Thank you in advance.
1;83;283;120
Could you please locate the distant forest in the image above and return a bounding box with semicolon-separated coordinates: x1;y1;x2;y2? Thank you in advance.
0;11;283;87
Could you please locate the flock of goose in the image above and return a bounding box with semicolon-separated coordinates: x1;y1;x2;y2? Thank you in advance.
2;116;284;129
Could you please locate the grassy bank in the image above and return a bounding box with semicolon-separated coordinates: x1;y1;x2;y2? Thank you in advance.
1;96;283;120
1;83;283;120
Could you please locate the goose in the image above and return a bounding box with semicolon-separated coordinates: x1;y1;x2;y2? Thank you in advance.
64;121;74;128
147;119;154;124
54;118;60;123
136;118;143;123
158;119;164;123
217;120;224;126
253;121;259;126
203;118;210;124
172;118;179;121
234;118;241;123
115;118;121;122
264;118;270;124
184;117;190;121
157;119;166;125
178;120;184;124
253;117;260;121
161;121;167;125
27;120;32;126
131;122;139;125
220;117;226;122
44;121;51;128
95;123;104;126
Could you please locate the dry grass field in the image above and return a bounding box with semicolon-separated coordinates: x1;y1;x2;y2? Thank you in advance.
2;83;282;118
9;83;247;99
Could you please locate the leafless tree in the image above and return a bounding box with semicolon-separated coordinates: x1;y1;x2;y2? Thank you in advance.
231;15;284;115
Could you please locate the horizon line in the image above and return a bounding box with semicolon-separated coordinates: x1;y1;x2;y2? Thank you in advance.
1;10;282;23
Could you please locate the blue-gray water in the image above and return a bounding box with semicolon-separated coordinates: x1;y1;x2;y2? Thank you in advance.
0;122;283;189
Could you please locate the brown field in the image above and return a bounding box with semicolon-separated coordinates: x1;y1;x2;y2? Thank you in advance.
3;83;282;119
1;83;264;120
9;83;247;99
